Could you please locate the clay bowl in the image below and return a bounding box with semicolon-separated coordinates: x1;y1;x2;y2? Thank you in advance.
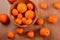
10;0;39;27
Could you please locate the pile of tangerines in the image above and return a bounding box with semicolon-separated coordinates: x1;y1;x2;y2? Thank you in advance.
11;3;35;25
0;0;59;39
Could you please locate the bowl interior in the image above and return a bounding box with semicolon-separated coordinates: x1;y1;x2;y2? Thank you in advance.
10;0;38;27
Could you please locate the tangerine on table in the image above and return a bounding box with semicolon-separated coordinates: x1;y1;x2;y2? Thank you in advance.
15;18;22;25
0;14;1;22
17;3;27;13
40;2;48;9
25;10;35;19
16;28;24;35
48;16;57;24
0;13;9;24
8;0;16;4
37;18;44;25
27;3;34;10
40;27;50;37
27;31;34;38
7;32;14;39
12;9;18;16
54;2;60;9
17;13;23;19
25;19;33;25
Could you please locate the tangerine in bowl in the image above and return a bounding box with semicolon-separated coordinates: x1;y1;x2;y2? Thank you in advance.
10;0;39;27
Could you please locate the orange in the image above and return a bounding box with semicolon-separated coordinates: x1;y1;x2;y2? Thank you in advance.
54;2;60;9
27;31;34;38
25;10;35;19
17;3;27;13
27;3;33;10
0;13;9;24
22;17;27;24
37;18;44;25
40;27;50;37
40;2;48;9
7;32;14;39
12;9;18;16
16;28;24;35
25;19;33;25
48;16;57;24
15;18;22;25
17;13;23;19
8;0;15;4
0;14;1;22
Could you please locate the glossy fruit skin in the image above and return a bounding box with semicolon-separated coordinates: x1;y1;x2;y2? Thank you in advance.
40;27;50;37
27;3;33;10
25;10;35;19
12;9;18;16
22;17;27;24
8;0;16;4
25;19;33;25
17;3;27;13
7;32;14;39
27;31;34;38
16;28;24;35
54;2;60;9
17;13;23;19
40;2;48;9
48;16;57;24
0;14;9;24
0;14;1;22
15;18;22;25
37;18;44;25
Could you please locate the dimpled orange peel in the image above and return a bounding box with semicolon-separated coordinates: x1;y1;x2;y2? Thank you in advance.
27;3;34;10
16;28;24;35
15;18;22;25
54;2;60;9
27;31;34;38
17;13;23;19
12;9;18;16
7;32;14;39
37;18;44;25
17;3;27;13
40;27;50;37
25;19;33;25
25;10;35;19
48;16;57;24
40;2;48;9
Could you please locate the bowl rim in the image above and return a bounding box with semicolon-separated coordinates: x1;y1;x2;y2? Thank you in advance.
9;0;39;27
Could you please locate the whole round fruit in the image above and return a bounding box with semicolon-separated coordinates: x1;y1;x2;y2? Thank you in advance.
25;10;35;19
25;19;33;25
7;32;14;39
48;16;57;24
27;3;34;10
12;9;18;16
15;18;22;25
27;31;34;38
17;3;27;13
0;13;9;24
16;28;24;35
8;0;16;4
40;27;50;37
37;18;44;25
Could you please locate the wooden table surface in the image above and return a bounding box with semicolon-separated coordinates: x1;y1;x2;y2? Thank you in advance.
0;0;60;40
